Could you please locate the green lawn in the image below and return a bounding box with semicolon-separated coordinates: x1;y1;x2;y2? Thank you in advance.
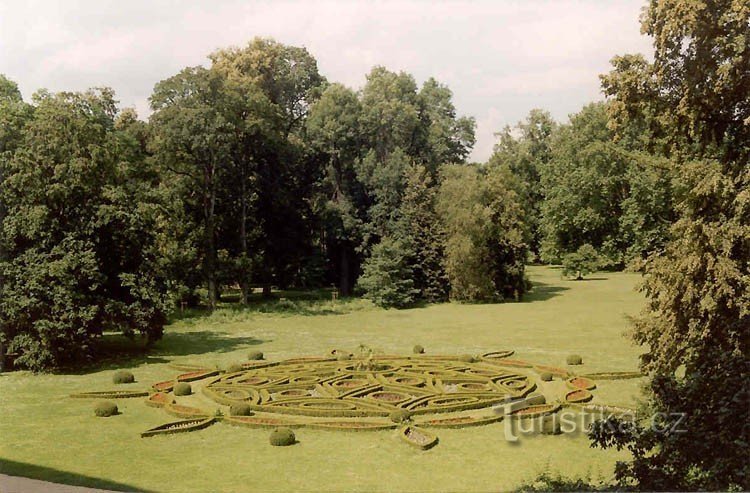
0;266;647;492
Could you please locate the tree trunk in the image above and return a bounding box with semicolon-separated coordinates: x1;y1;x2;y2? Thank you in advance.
239;164;249;305
262;284;272;298
205;164;218;309
339;245;351;296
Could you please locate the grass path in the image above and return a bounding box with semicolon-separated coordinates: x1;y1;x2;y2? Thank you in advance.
0;266;646;492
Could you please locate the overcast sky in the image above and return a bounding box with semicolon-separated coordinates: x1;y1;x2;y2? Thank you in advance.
0;0;652;162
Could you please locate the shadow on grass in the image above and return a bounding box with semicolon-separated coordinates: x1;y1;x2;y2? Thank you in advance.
523;281;569;302
152;330;266;357
0;458;150;492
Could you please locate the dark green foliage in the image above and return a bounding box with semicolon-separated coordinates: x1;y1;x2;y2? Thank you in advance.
389;410;413;423
112;371;135;384
525;394;546;405
540;372;553;382
269;427;296;446
0;87;169;371
561;244;601;280
229;403;253;416
357;237;418;308
173;383;192;396
412;345;424;354
94;401;118;417
513;470;610;492
566;355;583;365
247;351;264;361
591;2;750;489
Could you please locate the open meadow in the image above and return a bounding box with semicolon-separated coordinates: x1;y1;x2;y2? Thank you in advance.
0;266;647;492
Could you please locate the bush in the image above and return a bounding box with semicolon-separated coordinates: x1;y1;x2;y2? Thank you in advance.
561;244;601;280
336;353;351;361
540;372;554;381
247;351;264;360
389;410;413;423
413;345;424;354
227;363;243;373
525;393;546;405
112;370;135;384
566;354;583;365
173;382;192;396
357;237;418;308
230;403;253;416
458;354;477;363
94;401;118;417
269;427;296;446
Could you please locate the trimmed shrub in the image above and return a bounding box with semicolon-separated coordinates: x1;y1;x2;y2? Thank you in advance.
458;354;477;363
337;353;351;361
540;372;554;381
247;351;264;361
230;403;253;416
389;410;413;423
566;354;583;365
112;370;135;384
173;382;192;396
227;363;243;373
94;401;118;417
413;345;425;354
525;393;546;405
269;427;296;446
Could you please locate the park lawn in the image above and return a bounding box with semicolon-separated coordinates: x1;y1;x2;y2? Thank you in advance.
0;266;647;492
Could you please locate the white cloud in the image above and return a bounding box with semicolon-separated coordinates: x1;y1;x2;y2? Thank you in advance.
0;0;652;161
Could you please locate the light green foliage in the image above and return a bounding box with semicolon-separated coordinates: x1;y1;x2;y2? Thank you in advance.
173;382;192;396
269;427;296;446
112;371;135;384
94;401;118;418
489;109;555;257
561;244;601;280
357;237;418;308
437;165;527;301
591;1;750;490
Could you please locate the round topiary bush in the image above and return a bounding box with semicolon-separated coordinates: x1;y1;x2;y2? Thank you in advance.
413;345;424;354
540;372;553;382
94;401;118;417
337;353;351;361
230;403;253;416
173;382;192;396
525;393;547;405
269;427;296;446
227;363;243;373
458;354;477;363
112;370;135;384
247;351;264;361
389;410;413;423
566;354;583;365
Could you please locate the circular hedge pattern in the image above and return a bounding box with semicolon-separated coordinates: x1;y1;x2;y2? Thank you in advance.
201;355;536;419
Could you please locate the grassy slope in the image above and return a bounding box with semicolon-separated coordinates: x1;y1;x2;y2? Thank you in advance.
0;266;646;492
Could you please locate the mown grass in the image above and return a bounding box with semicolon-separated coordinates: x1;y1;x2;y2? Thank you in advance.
0;266;646;492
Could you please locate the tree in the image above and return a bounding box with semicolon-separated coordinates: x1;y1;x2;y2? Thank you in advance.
306;83;366;296
561;244;600;280
357;237;418;308
395;164;449;302
591;1;750;490
150;67;235;308
437;165;527;301
0;88;169;370
489;109;556;258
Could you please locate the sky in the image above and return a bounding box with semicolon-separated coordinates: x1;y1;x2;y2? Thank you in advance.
0;0;653;162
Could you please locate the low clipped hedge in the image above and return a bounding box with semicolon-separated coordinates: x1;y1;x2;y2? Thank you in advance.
540;372;553;382
525;393;546;405
269;427;296;446
389;409;413;423
566;354;583;365
413;345;424;354
230;403;254;416
112;370;135;384
247;351;264;361
173;382;192;396
94;401;118;417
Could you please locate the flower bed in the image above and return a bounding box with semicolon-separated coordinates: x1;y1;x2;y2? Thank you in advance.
400;425;439;450
565;389;593;403
141;418;215;438
566;376;596;390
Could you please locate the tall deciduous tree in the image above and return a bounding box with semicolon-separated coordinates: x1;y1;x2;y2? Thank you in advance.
0;88;169;370
591;1;750;490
